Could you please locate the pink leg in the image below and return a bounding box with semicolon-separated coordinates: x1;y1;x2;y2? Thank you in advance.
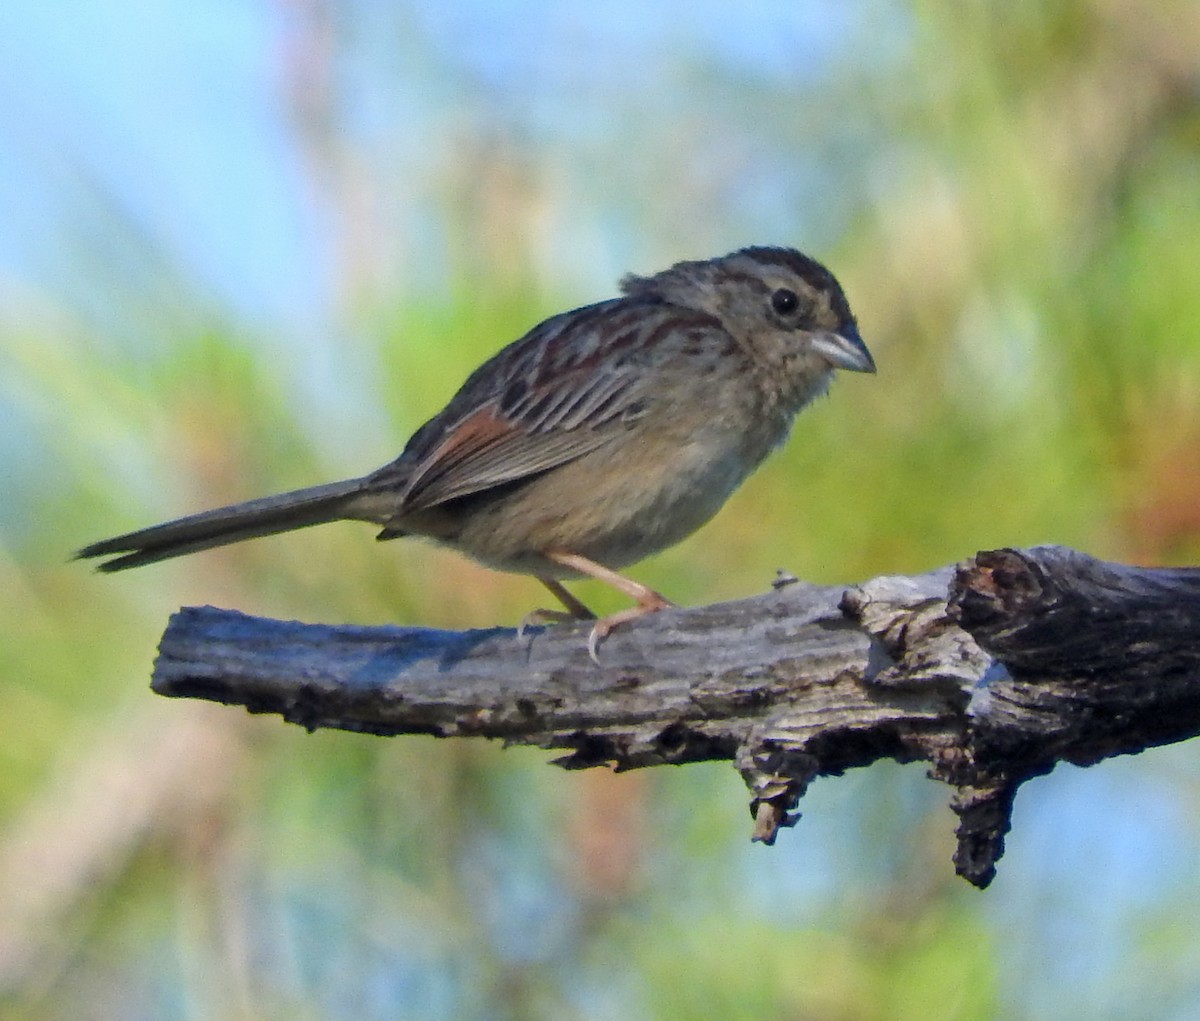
539;577;597;620
544;551;676;660
516;577;597;640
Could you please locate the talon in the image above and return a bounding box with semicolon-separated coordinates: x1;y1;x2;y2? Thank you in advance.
587;625;604;664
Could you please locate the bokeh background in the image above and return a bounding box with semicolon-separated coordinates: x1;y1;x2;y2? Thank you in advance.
3;2;1200;1018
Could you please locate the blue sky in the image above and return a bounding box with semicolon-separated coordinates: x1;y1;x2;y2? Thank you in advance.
0;0;870;335
0;0;325;327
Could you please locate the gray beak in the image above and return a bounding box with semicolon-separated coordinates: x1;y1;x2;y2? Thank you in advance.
811;324;876;374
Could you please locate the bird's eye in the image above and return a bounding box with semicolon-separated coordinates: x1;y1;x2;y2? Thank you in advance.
771;288;800;316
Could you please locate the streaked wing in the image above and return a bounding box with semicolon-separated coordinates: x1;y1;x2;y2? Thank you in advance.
391;401;621;511
375;297;722;512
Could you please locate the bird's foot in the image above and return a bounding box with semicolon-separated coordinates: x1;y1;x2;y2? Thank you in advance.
585;590;675;663
538;557;677;662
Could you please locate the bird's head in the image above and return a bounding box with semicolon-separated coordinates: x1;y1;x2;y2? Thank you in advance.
622;246;875;390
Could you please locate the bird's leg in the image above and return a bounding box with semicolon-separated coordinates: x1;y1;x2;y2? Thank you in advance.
517;577;597;639
540;577;597;620
544;551;676;661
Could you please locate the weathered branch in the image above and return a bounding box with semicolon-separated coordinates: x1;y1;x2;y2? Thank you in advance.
150;545;1200;888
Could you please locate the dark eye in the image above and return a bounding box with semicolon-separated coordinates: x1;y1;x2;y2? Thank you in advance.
771;288;800;316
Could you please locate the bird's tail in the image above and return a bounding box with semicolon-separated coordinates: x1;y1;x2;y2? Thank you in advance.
76;478;369;572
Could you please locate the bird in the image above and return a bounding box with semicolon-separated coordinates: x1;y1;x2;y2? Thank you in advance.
77;246;875;657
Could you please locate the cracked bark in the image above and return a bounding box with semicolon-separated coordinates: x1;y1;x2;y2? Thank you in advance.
149;545;1200;888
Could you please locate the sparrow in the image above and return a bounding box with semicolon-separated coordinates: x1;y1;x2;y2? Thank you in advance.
78;246;875;657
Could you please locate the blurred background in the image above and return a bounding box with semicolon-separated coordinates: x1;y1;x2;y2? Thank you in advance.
2;1;1200;1018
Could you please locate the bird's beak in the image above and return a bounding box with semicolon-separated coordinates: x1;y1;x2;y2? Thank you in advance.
812;324;876;374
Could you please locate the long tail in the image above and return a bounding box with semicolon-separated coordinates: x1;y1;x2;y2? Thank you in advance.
76;478;370;572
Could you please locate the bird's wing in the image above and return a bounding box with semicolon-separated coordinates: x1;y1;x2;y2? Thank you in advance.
371;297;722;512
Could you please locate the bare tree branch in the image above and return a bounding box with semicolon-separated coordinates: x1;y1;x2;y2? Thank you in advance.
150;545;1200;888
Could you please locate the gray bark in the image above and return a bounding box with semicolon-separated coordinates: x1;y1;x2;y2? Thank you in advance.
151;545;1200;887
